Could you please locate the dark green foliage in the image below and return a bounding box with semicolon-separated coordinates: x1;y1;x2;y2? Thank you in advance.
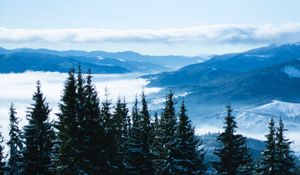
258;118;297;175
213;105;254;175
274;119;296;175
126;98;154;175
139;92;154;173
56;68;109;174
140;92;152;154
259;118;276;175
158;91;178;174
75;65;86;170
23;81;55;175
101;89;120;174
0;130;6;175
173;101;206;174
151;112;163;174
81;70;106;174
56;69;82;174
7;103;23;175
111;97;130;173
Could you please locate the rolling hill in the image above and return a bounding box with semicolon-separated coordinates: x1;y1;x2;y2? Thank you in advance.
0;47;202;73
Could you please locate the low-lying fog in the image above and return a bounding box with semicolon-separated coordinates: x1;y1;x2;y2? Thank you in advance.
0;72;160;146
0;72;299;152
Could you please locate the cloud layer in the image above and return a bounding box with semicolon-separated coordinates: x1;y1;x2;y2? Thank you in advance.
1;23;300;45
0;72;160;153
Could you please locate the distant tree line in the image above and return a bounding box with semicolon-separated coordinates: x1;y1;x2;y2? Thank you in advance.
0;67;298;175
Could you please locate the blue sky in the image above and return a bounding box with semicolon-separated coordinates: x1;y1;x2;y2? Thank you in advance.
1;0;300;55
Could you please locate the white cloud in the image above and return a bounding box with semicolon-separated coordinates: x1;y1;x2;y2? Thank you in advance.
1;23;300;46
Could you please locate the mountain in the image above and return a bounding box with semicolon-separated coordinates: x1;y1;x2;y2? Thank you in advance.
147;43;300;87
183;59;300;104
146;43;300;104
0;51;130;74
0;47;203;73
42;50;202;69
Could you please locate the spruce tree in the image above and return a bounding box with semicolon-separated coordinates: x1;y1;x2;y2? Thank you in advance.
81;70;106;174
100;89;119;174
7;103;23;175
238;139;255;175
0;130;6;175
158;91;178;174
56;69;82;174
275;119;296;175
111;97;131;173
126;97;153;175
260;118;276;175
151;112;163;175
23;81;55;175
213;105;254;175
139;91;154;172
75;65;86;172
172;100;206;174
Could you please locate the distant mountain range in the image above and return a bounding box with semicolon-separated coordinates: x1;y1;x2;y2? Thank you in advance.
144;43;300;140
0;47;202;74
147;43;300;105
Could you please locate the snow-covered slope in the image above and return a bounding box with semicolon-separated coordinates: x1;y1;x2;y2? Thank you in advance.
237;100;300;131
198;100;300;133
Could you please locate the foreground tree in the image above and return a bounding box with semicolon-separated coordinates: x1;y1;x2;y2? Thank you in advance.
139;92;154;172
81;70;106;174
111;97;131;173
126;98;153;175
7;103;23;175
0;130;6;175
213;105;254;175
259;118;276;175
274;119;296;175
166;100;206;174
56;69;82;174
75;65;86;171
100;89;121;174
151;112;163;174
23;81;55;175
158;92;178;174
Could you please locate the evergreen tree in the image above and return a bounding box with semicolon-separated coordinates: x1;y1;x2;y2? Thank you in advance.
213;105;254;175
7;103;23;175
75;65;86;172
100;89;119;174
139;91;154;172
171;100;206;174
56;69;82;174
0;130;6;175
158;91;178;175
81;70;106;174
238;141;255;175
111;97;130;173
275;119;296;175
49;129;59;174
23;81;55;175
126;97;153;175
259;118;276;175
151;112;163;175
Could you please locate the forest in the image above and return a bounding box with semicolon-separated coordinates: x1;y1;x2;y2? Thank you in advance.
0;67;298;175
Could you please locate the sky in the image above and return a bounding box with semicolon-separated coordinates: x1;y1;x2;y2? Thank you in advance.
1;0;300;55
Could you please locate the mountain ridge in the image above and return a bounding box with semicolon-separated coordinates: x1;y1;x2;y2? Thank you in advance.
0;47;203;73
